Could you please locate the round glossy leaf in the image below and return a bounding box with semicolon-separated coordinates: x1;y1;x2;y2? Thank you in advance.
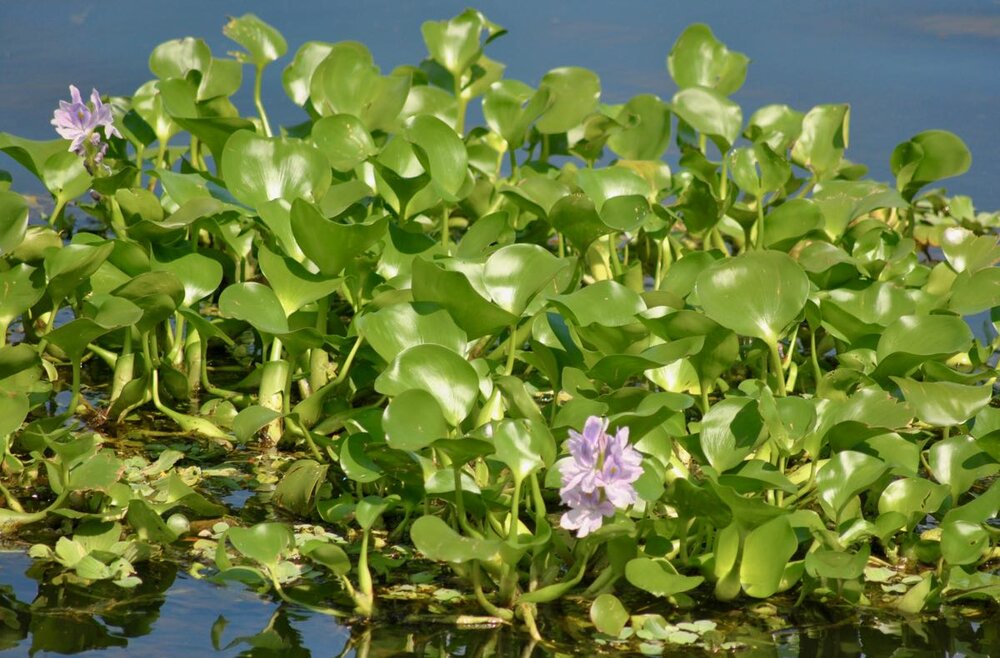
740;515;797;598
310;44;410;132
804;546;869;581
624;557;703;597
290;199;388;277
548;193;613;253
374;344;479;426
233;405;282;443
410;515;499;563
695;250;809;343
149;37;211;79
891;130;971;200
257;243;341;316
941;227;1000;274
608;94;671;160
729;143;790;196
762;199;824;250
111;271;185;332
0;190;28;256
878;478;949;529
492;418;555;482
421;10;487;76
221;131;331;210
928;435;999;501
551;280;645;327
940;520;989;566
483;244;566;316
483;80;549;148
302;540;350;577
411;257;517;339
667;24;749;95
949;268;1000;316
700;397;764;473
151;249;224;306
340;434;384;483
227;522;293;568
383;389;449;451
405;115;468;200
0;392;29;438
45;241;115;305
312;114;378;172
590;593;629;637
874;315;972;378
747;104;804;152
357;303;467;364
535;67;600;135
355;496;393;531
282;41;335;106
0;264;45;327
219;282;289;335
815;451;888;522
892;378;991;427
672;87;742;151
223;14;287;67
46;297;143;362
791;104;849;179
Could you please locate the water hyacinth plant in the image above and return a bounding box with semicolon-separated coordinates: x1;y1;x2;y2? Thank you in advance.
0;8;998;650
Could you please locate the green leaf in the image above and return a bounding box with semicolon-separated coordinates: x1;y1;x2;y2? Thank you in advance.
0;189;28;256
892;378;991;427
874;315;972;379
405;115;468;200
940;520;988;566
68;450;123;493
492;418;555;482
374;344;479;426
219;282;289;335
535;67;600;135
273;459;328;516
289;198;387;277
740;516;797;598
625;557;703;597
46;297;143;361
0;264;45;328
728;143;791;196
302;540;351;577
410;515;500;563
695;250;809;343
483;244;567;316
312;114;379;172
816;451;888;522
671;87;742;151
221;131;331;210
891;130;971;200
551;280;645;327
149;37;211;79
282;41;335;106
928;435;998;501
0;392;29;437
411;257;517;338
608;94;672;160
309;43;410;131
791;104;849;179
356;495;393;531
223;14;287;67
340;433;384;483
483;80;550;149
45;241;115;306
257;243;341;315
383;389;449;451
805;546;869;581
590;593;629;636
878;477;949;529
357;302;467;364
548;193;613;253
126;498;179;544
667;24;749;95
151;248;224;307
699;397;763;473
227;522;293;568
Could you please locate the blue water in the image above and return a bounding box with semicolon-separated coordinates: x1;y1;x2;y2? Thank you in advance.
1;1;998;210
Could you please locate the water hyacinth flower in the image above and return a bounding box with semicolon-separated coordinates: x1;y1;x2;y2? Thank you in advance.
51;85;121;165
559;416;643;538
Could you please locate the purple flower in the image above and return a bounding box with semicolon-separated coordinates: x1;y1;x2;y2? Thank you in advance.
51;85;121;163
558;416;644;538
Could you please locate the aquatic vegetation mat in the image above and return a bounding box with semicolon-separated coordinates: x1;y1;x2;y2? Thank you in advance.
0;8;998;653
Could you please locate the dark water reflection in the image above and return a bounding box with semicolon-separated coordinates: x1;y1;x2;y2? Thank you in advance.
1;551;997;657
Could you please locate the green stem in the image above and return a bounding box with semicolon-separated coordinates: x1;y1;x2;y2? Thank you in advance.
754;199;765;250
357;528;375;617
504;325;518;376
809;329;822;387
49;196;66;226
768;341;787;397
471;563;513;621
607;233;622;278
441;206;450;250
254;65;272;137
